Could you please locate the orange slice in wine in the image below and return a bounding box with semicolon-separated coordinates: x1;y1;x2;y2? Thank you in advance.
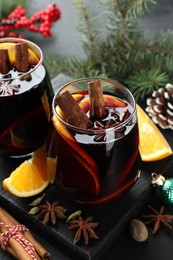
58;137;100;197
79;95;127;112
0;42;39;65
52;112;100;197
52;114;99;175
72;93;85;102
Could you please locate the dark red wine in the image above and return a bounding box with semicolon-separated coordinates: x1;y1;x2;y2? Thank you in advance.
0;65;53;156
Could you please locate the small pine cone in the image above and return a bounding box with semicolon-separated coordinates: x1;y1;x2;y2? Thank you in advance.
146;83;173;130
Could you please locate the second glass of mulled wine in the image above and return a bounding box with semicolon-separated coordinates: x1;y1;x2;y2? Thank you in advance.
49;77;141;204
0;38;54;157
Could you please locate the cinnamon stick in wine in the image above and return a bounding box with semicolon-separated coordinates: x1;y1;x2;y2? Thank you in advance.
88;79;107;119
0;49;10;74
15;42;29;72
55;90;92;129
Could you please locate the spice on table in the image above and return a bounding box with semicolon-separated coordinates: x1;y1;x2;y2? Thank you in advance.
0;207;51;259
66;210;82;223
143;205;173;234
37;200;67;225
68;216;99;245
129;219;148;242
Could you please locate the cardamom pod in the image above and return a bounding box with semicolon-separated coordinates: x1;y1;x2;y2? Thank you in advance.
66;210;82;222
129;219;148;242
29;193;45;206
28;206;40;215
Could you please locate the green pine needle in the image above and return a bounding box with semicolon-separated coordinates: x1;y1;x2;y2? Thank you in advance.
125;68;169;100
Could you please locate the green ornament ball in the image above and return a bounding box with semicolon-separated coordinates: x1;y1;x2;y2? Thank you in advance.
156;178;173;205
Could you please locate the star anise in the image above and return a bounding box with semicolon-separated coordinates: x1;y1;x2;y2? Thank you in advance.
68;216;99;245
37;200;67;225
92;119;115;142
0;80;20;96
92;109;130;142
143;205;173;234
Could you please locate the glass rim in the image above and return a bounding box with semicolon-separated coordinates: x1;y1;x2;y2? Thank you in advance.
53;77;137;134
0;37;43;81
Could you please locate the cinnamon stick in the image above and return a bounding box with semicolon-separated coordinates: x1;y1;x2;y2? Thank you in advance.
0;49;10;74
15;42;29;72
0;207;51;259
0;233;17;258
55;90;92;129
88;79;107;119
0;222;37;260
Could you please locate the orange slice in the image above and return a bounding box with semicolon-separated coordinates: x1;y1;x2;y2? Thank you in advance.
53;115;100;196
137;105;172;161
52;114;99;175
3;144;58;197
72;93;85;102
79;95;127;112
0;42;39;65
33;143;57;184
46;157;58;183
58;138;100;197
3;158;49;197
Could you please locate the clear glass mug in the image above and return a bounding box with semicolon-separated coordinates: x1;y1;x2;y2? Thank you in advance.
48;78;141;204
0;38;54;157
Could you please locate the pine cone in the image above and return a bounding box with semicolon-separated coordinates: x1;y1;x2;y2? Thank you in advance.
146;83;173;130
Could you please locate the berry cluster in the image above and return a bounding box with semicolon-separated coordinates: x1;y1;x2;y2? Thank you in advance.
0;4;61;38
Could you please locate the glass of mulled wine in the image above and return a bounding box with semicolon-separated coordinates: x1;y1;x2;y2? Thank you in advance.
49;78;141;204
0;38;54;157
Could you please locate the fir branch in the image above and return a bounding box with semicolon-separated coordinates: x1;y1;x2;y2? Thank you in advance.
125;0;156;19
45;54;107;79
74;0;101;65
45;0;173;100
125;68;169;100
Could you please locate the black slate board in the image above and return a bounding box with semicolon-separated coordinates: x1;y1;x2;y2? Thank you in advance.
0;155;152;260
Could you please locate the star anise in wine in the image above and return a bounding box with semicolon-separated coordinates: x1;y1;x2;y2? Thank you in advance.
0;80;20;96
37;200;67;225
68;216;99;245
92;109;130;142
143;205;173;234
92;119;117;142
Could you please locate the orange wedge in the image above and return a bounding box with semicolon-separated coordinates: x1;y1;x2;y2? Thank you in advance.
32;143;57;184
47;156;58;183
3;144;58;197
0;42;39;65
3;158;49;197
137;105;172;161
